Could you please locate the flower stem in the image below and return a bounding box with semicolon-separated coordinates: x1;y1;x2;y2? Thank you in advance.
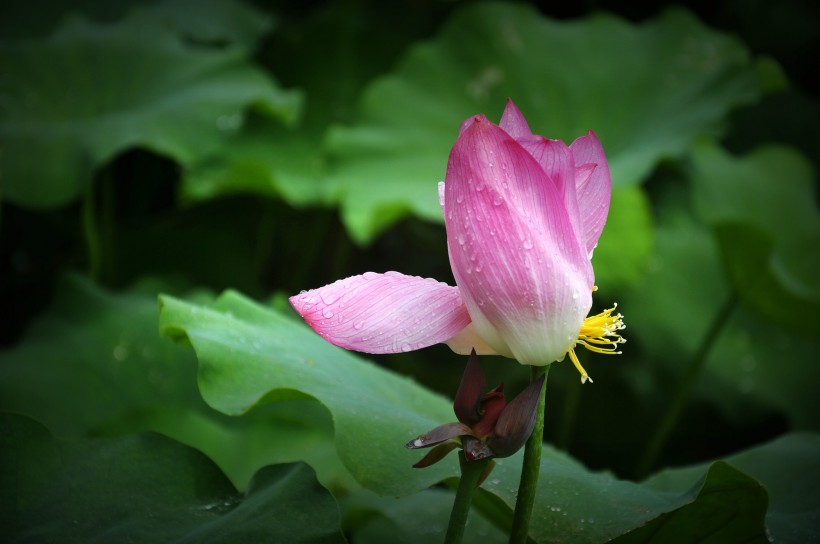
509;365;549;544
636;293;737;477
445;452;491;544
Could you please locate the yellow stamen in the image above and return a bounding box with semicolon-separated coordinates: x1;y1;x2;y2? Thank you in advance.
568;304;625;384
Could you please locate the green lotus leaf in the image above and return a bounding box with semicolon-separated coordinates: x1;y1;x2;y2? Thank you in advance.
180;117;325;206
690;142;820;328
642;433;820;543
621;182;820;436
0;274;355;491
0;414;344;544
0;11;301;209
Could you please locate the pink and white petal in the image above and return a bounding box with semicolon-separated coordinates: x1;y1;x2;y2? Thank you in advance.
289;272;471;354
444;116;593;365
498;98;532;140
444;323;498;356
570;131;612;255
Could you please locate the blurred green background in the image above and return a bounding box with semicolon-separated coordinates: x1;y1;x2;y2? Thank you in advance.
2;0;819;542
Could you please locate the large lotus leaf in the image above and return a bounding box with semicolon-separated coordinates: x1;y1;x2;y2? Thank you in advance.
180;117;325;206
0;12;301;209
621;184;820;432
0;414;344;544
610;462;768;543
0;274;204;437
690;142;820;329
158;288;788;542
0;274;355;492
642;433;820;543
323;3;761;244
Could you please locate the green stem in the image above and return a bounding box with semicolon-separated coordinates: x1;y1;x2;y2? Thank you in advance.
445;452;491;544
82;184;101;282
509;365;549;544
636;293;737;477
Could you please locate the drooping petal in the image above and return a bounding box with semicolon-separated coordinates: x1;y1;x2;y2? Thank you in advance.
498;98;532;140
405;422;473;449
289;272;470;354
569;130;612;255
444;116;593;366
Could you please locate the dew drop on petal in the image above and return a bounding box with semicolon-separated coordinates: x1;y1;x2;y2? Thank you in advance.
522;239;533;250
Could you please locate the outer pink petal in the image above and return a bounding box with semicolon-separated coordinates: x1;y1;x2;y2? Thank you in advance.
498;98;532;139
569;130;612;255
290;272;471;354
444;116;593;366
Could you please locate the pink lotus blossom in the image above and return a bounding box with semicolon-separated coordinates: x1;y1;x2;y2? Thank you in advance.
290;99;624;382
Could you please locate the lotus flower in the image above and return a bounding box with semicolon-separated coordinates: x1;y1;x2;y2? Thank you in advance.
290;99;624;382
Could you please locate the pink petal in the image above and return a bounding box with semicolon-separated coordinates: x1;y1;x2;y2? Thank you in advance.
290;272;471;354
499;98;533;139
444;116;593;366
570;131;612;255
517;136;583;250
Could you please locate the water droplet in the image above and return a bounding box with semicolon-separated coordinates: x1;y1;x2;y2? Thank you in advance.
216;113;242;132
353;320;364;330
522;238;533;250
456;193;464;204
400;343;412;352
322;308;334;318
113;345;129;361
572;291;579;300
458;234;465;245
492;193;504;206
